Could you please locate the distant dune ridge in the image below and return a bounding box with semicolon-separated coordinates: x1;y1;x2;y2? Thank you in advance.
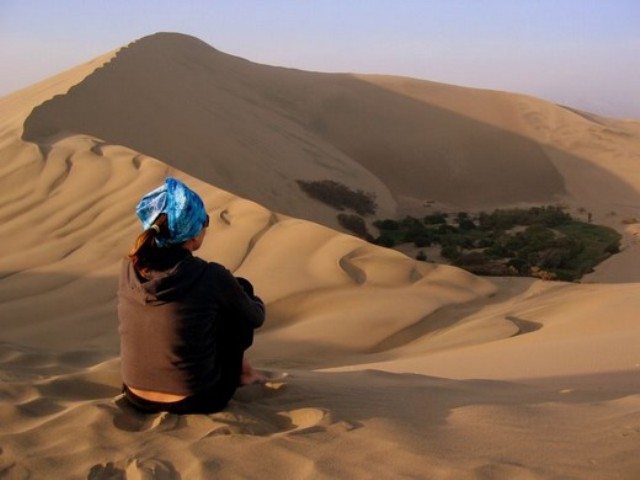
2;32;640;479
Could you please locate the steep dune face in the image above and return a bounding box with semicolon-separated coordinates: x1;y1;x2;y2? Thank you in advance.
2;29;639;363
1;30;638;357
3;33;640;479
16;32;640;284
20;33;396;225
20;32;583;222
0;48;497;353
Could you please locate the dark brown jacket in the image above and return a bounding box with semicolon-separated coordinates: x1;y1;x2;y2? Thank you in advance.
117;249;264;396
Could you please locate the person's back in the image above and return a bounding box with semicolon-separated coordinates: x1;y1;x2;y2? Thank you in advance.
117;177;265;414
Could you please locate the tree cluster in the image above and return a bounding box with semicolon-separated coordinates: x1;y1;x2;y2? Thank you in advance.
371;206;621;281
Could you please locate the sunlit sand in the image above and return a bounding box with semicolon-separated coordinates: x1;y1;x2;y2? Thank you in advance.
1;33;640;479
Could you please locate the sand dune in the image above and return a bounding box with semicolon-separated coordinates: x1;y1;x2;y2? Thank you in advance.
2;32;640;479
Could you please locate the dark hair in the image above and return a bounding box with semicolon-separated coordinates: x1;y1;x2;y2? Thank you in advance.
128;214;178;275
129;213;210;275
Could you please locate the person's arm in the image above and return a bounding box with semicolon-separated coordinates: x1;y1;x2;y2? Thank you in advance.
212;265;265;329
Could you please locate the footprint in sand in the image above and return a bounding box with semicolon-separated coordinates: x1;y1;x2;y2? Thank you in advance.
196;407;331;437
277;407;330;435
125;458;181;480
275;407;358;436
0;447;31;479
87;461;125;480
88;459;180;480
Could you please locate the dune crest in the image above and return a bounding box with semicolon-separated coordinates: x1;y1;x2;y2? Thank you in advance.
2;32;640;479
2;34;588;217
14;34;640;281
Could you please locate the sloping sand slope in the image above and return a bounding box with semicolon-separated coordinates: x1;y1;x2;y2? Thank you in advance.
6;34;568;214
18;33;640;270
2;33;640;479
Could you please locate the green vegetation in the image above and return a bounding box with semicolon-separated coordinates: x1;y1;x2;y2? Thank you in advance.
337;213;373;240
297;179;377;216
371;206;621;281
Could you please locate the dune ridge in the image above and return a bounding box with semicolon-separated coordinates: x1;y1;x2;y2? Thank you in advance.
3;36;587;212
16;33;640;274
2;32;640;479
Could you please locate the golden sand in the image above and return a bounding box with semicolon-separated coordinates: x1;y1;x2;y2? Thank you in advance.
1;33;640;479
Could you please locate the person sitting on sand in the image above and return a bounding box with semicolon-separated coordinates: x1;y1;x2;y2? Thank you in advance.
117;177;266;414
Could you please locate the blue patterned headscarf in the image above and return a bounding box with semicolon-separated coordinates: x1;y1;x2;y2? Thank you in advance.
136;177;208;247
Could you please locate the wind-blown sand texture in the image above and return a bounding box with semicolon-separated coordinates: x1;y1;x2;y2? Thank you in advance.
1;33;640;479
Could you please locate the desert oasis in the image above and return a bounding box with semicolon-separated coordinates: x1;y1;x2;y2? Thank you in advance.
1;33;640;479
